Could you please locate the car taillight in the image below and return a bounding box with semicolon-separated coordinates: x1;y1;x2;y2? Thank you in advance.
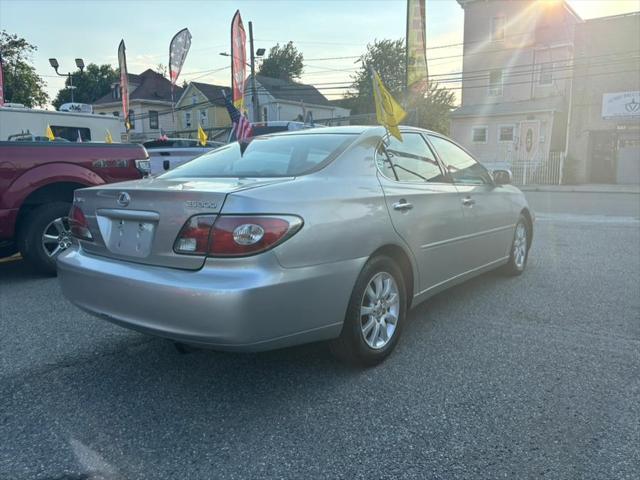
173;215;303;256
135;159;151;176
173;215;216;254
68;205;93;241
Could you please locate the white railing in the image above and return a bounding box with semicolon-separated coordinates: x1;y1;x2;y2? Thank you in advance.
484;151;565;185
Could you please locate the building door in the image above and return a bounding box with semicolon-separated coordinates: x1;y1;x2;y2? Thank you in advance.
589;131;617;184
616;132;640;184
516;121;540;184
518;121;540;162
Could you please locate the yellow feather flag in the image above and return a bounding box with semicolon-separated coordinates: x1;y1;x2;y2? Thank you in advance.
371;69;407;141
198;124;208;147
45;125;55;141
105;129;113;144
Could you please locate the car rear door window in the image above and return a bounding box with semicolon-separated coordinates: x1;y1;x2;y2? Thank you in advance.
428;135;492;185
376;133;446;183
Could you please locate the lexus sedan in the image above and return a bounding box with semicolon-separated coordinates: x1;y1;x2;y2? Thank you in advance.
58;126;533;365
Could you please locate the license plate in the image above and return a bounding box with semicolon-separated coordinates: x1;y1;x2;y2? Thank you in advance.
100;218;156;257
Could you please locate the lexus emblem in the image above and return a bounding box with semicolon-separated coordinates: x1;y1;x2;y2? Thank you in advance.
116;192;131;207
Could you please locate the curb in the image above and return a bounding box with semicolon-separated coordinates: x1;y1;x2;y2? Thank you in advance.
519;185;640;194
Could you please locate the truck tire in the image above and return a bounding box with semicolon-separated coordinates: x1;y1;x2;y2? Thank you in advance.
18;202;73;276
0;242;18;259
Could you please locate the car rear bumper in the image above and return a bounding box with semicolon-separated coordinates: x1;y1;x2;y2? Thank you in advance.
57;247;365;351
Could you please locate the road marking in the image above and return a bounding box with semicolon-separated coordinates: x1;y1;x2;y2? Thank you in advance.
536;213;640;225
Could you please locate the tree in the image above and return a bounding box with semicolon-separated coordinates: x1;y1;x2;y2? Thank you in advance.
0;30;49;107
155;63;167;77
258;41;304;80
346;38;456;134
52;63;118;109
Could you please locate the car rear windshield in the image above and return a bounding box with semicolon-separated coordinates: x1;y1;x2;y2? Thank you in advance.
160;133;357;178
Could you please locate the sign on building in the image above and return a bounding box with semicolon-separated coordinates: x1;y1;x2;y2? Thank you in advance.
602;91;640;119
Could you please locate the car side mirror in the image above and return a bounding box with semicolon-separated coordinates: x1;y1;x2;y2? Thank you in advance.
493;169;512;185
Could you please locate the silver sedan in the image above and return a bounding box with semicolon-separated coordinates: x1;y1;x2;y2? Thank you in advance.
58;126;533;365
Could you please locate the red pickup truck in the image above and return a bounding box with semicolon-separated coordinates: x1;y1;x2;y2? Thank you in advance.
0;141;149;274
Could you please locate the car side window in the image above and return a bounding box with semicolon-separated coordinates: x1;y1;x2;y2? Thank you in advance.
428;135;492;185
376;133;446;183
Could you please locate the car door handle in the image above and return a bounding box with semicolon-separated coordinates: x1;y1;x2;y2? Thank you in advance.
462;197;475;207
393;200;413;211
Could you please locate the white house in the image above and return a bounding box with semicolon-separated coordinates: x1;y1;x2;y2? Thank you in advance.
245;75;350;124
450;0;582;167
93;69;183;141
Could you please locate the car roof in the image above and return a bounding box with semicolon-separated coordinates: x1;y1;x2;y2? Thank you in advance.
266;125;442;137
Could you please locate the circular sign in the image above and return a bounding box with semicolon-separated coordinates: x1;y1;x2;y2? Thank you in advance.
525;128;533;153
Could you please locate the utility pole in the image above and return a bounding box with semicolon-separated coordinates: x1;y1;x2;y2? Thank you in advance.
248;21;260;122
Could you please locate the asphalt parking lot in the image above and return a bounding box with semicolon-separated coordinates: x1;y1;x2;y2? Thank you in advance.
1;192;639;480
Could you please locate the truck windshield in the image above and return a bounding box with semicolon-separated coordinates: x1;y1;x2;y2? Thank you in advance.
160;133;357;178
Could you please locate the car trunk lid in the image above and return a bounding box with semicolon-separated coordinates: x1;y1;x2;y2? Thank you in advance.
75;176;293;270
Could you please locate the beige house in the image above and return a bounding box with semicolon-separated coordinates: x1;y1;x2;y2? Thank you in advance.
175;82;231;139
567;12;640;184
450;0;581;169
93;69;182;141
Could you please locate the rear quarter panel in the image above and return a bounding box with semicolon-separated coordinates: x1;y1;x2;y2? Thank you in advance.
219;132;418;279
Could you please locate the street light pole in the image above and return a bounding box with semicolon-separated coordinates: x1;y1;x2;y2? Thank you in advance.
68;73;75;103
248;21;259;123
49;58;84;106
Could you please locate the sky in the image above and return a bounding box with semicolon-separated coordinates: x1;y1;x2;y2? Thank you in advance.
1;0;639;108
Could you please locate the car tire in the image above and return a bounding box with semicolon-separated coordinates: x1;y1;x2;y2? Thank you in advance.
502;214;530;276
330;255;407;367
18;202;72;276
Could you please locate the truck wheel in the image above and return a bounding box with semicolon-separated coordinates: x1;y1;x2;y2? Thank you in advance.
18;202;73;276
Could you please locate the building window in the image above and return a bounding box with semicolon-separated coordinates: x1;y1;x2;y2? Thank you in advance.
191;94;197;105
199;109;208;127
185;111;192;128
472;126;488;143
113;111;119;117
128;109;135;129
263;107;268;122
149;110;159;130
112;86;120;100
492;16;505;41
498;125;515;143
488;69;503;96
538;62;553;85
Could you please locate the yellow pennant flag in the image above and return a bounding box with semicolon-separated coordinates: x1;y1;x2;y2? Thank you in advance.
105;129;113;144
371;69;407;141
198;124;208;146
45;125;55;141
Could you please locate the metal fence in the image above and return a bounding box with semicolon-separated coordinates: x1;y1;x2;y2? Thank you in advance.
484;151;565;186
511;151;564;185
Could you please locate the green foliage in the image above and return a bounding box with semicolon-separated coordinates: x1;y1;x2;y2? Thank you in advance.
258;41;304;80
0;30;49;107
52;63;119;109
347;38;456;134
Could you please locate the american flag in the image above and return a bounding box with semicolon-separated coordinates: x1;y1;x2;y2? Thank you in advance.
224;92;253;143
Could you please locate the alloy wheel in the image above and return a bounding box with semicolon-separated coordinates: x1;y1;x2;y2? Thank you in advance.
360;272;400;349
513;223;527;269
41;216;72;258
